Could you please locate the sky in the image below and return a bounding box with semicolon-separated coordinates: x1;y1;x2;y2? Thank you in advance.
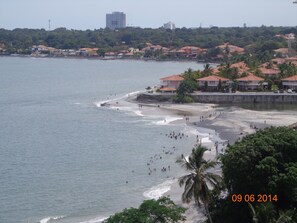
0;0;296;30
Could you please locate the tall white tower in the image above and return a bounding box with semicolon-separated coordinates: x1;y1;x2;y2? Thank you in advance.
287;33;296;57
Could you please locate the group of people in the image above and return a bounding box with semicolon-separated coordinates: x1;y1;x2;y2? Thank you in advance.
145;144;178;176
162;131;189;140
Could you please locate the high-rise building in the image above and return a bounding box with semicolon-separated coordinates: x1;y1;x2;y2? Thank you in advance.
106;12;126;30
163;21;176;30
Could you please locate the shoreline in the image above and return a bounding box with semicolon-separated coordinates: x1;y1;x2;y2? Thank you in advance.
97;93;297;223
129;94;297;222
0;54;221;64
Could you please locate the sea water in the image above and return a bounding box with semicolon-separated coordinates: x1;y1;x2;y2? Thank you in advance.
0;57;205;223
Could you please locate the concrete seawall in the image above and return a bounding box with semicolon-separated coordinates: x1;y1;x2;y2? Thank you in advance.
136;93;297;104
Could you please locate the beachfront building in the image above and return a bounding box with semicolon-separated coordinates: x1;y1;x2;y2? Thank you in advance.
197;75;230;91
77;48;99;56
237;73;267;91
282;75;297;90
160;74;184;90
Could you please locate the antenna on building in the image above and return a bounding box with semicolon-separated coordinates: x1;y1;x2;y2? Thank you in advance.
48;19;51;31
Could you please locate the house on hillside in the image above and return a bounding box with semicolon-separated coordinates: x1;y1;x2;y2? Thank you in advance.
282;75;297;90
160;74;184;90
230;62;249;75
259;67;280;77
285;56;297;63
197;75;230;91
217;43;245;55
141;43;168;56
178;46;206;58
237;73;267;91
271;58;286;65
274;48;289;57
211;66;221;75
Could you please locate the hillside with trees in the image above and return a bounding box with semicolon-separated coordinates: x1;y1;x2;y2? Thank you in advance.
0;26;296;62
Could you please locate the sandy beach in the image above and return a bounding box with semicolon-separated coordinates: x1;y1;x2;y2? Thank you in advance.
100;95;297;223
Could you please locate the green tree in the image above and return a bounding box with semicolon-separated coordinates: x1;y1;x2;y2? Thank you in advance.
176;145;222;223
202;63;213;76
174;80;197;103
248;202;297;223
213;127;297;223
279;62;297;78
104;197;186;223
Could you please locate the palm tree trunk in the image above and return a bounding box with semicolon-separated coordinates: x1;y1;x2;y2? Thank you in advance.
204;205;213;223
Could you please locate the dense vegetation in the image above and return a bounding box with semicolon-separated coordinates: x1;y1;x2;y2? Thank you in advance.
210;127;297;223
103;197;186;223
0;26;296;55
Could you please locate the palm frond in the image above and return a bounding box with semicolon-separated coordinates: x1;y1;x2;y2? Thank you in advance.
182;179;195;204
192;146;208;168
201;160;218;171
205;172;222;187
178;173;193;187
176;154;195;171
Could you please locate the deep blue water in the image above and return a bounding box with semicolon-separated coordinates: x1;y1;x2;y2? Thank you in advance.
0;57;204;223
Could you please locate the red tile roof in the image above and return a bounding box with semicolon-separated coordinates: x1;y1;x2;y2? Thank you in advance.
230;62;249;74
285;56;297;62
159;87;176;91
230;61;249;70
160;74;184;81
271;58;286;64
282;75;297;81
259;67;279;76
237;73;264;81
211;67;221;74
274;48;288;54
197;75;229;81
217;43;245;54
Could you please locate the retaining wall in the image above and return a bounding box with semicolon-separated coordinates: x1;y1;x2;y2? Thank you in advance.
136;93;297;104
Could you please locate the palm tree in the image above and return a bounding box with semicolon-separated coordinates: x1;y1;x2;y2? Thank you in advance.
248;202;296;223
176;145;222;223
202;64;212;76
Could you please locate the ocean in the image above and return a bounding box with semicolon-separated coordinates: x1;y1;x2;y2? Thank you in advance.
0;57;206;223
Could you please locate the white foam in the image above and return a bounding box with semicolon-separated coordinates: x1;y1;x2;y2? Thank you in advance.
133;110;144;116
94;91;143;108
79;216;108;223
182;126;209;137
152;117;183;125
201;137;212;143
109;105;144;117
39;216;65;223
143;180;175;199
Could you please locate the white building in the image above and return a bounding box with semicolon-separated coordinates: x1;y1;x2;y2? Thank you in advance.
282;75;297;90
106;12;126;30
163;21;176;30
